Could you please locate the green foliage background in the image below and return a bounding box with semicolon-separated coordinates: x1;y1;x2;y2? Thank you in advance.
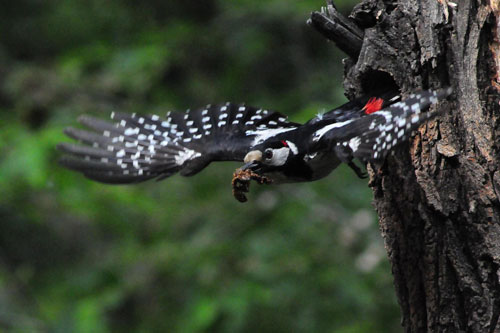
0;0;401;332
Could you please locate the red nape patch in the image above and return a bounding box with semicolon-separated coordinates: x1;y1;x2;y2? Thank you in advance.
363;97;384;114
281;140;288;147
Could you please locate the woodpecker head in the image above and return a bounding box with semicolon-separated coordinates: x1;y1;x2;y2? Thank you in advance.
241;140;298;173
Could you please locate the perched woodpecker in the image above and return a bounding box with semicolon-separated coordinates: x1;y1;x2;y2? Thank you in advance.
58;87;452;200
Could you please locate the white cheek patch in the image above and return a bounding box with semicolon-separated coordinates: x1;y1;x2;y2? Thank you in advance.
286;141;298;155
268;147;290;166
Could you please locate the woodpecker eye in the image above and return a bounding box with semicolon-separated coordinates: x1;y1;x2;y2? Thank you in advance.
263;148;273;160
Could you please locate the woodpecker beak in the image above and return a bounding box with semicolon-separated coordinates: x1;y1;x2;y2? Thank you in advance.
240;161;259;171
241;150;262;171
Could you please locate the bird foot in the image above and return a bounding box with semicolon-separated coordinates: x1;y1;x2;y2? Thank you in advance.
232;169;272;203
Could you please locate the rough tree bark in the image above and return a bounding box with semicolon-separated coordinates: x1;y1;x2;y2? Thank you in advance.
312;0;500;331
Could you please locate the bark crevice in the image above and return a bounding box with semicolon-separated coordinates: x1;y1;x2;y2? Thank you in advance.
312;0;500;331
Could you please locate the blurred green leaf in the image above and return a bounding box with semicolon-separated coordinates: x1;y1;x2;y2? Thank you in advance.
0;1;400;332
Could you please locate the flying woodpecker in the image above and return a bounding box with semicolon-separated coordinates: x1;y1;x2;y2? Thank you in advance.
58;87;452;201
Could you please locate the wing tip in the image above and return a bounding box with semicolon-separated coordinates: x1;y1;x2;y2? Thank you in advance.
77;114;93;124
63;126;78;139
56;142;72;153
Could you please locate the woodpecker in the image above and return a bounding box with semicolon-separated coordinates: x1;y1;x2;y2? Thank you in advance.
58;87;452;201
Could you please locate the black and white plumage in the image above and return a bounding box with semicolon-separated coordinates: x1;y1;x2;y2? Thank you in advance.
58;87;452;193
58;103;298;183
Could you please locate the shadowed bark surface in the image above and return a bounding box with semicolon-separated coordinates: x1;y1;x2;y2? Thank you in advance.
315;0;500;331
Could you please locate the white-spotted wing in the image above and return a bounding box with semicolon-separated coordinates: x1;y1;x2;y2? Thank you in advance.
58;103;298;183
310;88;452;162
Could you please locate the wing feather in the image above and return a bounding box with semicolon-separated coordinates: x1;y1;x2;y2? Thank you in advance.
312;88;452;162
58;103;299;183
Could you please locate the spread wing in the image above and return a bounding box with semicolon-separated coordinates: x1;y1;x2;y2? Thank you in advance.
58;103;299;184
309;88;452;162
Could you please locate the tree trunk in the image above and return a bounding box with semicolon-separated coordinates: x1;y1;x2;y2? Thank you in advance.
313;0;500;331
